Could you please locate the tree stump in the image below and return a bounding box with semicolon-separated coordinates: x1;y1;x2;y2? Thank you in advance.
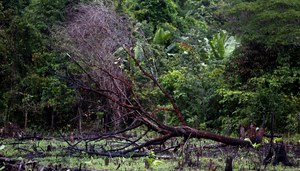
264;143;293;166
225;156;233;171
272;143;293;166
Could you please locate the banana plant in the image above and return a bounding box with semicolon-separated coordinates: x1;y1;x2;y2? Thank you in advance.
153;27;172;45
208;30;239;60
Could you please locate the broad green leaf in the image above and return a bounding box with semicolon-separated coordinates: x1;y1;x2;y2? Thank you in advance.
152;159;163;166
153;27;172;45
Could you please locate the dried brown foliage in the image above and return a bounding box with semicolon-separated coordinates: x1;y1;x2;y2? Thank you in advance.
54;4;133;128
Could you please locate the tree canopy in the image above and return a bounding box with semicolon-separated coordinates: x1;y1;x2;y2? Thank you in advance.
224;0;300;45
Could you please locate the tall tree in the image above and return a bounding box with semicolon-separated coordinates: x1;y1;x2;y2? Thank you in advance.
0;0;78;129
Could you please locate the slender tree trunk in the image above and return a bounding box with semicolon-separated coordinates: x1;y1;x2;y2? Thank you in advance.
271;112;275;143
24;110;28;130
78;104;82;135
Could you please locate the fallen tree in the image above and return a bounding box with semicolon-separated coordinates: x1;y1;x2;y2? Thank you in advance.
54;3;252;148
51;6;300;167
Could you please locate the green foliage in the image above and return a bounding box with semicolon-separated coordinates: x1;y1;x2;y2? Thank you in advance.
211;0;300;133
208;30;239;60
224;0;300;45
214;63;300;132
1;0;299;134
146;150;164;169
119;0;237;128
125;0;178;27
244;138;262;148
0;0;79;128
153;27;172;45
158;68;207;126
1;138;178;171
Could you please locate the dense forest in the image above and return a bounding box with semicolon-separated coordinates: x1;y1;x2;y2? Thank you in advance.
1;0;299;134
1;0;300;170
